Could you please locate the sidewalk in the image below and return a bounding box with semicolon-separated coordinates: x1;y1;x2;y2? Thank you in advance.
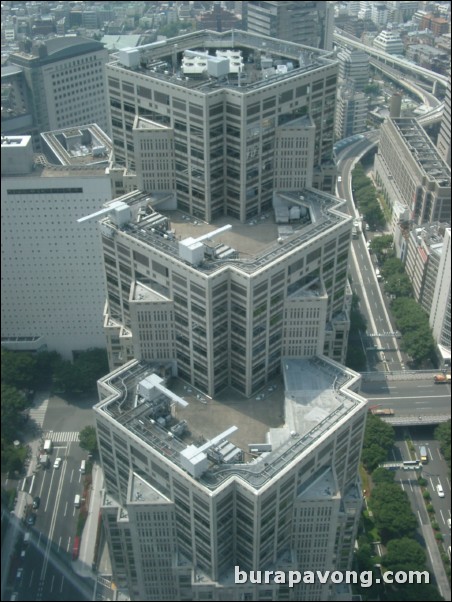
72;462;105;578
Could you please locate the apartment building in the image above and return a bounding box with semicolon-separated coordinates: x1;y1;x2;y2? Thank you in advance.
1;128;112;358
105;30;338;204
335;84;368;139
95;356;366;601
375;118;451;231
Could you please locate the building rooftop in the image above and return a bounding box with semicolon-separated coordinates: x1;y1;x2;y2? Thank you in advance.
40;124;113;167
95;356;364;491
109;29;336;95
99;187;350;276
392;118;451;186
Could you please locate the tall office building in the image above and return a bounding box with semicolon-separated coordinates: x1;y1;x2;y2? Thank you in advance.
106;29;338;210
7;36;110;146
95;356;366;601
375;118;451;230
96;31;351;396
372;30;404;55
90;28;364;601
1;127;112;358
437;71;451;167
242;1;335;51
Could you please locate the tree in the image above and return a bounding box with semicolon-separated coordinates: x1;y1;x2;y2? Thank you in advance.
361;443;388;472
371;467;395;485
79;426;98;455
435;421;451;468
362;414;395;471
364;83;381;96
370;235;393;257
1;384;28;441
384;273;412;298
370;483;417;541
1;350;37;390
381;257;404;279
382;537;426;572
364;414;395;451
385;583;444;601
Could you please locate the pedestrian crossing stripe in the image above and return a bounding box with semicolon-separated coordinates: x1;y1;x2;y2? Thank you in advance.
43;431;80;442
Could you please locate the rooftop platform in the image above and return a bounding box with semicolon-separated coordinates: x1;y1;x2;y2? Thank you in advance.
100;187;350;275
95;356;364;491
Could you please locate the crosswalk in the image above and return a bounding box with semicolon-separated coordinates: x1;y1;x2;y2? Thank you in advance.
29;398;49;427
43;431;80;443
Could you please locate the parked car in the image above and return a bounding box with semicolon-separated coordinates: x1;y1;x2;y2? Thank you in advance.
27;513;36;526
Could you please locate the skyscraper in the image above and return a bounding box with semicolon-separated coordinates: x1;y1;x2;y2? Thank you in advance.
89;27;366;601
96;31;350;395
95;356;366;600
106;29;338;212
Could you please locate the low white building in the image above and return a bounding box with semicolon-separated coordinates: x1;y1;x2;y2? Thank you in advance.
1;129;112;358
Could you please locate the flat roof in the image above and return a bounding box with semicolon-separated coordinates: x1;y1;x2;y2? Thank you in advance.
95;356;364;491
40;124;112;167
101;188;350;276
392;118;451;186
109;29;337;95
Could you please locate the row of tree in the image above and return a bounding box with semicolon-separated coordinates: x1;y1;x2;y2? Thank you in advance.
357;416;443;600
369;236;436;367
351;163;386;230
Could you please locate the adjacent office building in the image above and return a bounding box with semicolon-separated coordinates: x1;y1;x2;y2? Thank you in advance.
242;1;335;51
1;127;112;358
375;117;451;230
6;36;110;146
95;356;366;601
404;224;451;367
437;71;451;167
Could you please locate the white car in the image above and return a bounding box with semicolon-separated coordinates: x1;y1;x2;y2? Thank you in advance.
436;484;445;498
53;457;62;469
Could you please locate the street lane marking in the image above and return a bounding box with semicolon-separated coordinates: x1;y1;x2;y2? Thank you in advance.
370;395;451;400
440;509;445;525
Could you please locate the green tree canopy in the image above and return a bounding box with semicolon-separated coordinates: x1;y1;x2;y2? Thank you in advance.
385;583;444;601
381;257;405;279
371;467;395;485
362;414;395;471
382;537;426;572
435;420;451;468
370;483;418;541
79;426;98;455
1;350;37;390
1;384;28;441
384;273;413;298
370;234;393;256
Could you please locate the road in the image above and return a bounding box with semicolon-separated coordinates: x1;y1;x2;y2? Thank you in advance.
2;392;97;602
360;379;451;419
392;429;451;601
336;133;405;372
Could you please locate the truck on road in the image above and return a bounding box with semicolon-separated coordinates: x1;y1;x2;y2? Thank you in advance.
434;373;451;384
43;439;53;453
369;407;394;416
